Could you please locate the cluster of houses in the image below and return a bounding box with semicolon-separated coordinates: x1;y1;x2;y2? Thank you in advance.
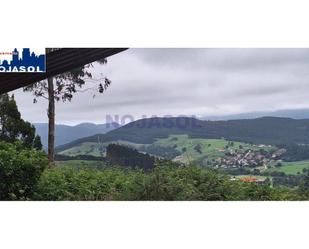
214;147;286;169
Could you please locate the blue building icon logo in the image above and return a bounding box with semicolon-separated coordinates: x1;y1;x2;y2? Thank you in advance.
0;48;46;73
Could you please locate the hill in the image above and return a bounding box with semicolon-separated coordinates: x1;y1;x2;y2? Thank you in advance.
203;108;309;120
56;116;309;153
35;122;119;148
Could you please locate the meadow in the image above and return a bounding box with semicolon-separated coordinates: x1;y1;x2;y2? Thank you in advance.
58;134;273;165
266;160;309;175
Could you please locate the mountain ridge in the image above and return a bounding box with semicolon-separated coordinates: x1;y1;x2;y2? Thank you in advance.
55;116;309;153
35;122;119;148
202;108;309;120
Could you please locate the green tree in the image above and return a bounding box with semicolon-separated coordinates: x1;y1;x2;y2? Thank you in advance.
298;171;309;198
33;135;43;150
24;49;110;164
0;93;42;149
228;141;234;147
275;162;282;167
194;144;202;154
0;141;48;200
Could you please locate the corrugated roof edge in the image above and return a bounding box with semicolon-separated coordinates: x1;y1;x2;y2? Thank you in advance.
0;48;128;94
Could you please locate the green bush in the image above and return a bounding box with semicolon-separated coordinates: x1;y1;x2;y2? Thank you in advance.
0;141;48;200
33;161;302;201
34;167;143;201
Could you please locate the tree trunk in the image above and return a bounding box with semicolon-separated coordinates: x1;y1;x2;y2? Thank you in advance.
47;76;55;166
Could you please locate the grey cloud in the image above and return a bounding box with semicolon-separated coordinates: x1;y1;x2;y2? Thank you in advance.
10;48;309;125
234;84;296;98
131;48;309;70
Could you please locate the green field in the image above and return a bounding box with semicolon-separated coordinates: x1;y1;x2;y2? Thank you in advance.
266;160;309;175
59;142;103;157
58;134;274;165
153;134;273;164
59;140;146;157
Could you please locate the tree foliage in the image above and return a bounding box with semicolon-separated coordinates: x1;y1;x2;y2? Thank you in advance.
106;144;155;170
279;143;309;161
297;171;309;198
0;141;48;200
194;144;202;154
0;93;42;149
23;59;110;103
33;162;302;201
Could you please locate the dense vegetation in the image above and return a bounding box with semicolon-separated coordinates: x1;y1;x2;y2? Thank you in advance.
0;139;307;201
106;144;155;170
0;141;48;200
0;94;47;200
33;162;303;201
0;94;42;149
279;143;309;161
1;97;309;201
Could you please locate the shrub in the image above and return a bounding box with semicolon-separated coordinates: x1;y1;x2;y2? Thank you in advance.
33;161;302;201
33;167;145;201
0;141;48;200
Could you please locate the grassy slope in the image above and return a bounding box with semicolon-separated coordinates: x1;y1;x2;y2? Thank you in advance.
153;134;271;164
59;134;272;165
59;140;145;157
58;142;102;157
265;160;309;175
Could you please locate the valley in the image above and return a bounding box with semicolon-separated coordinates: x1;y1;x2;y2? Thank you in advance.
59;134;277;166
54;116;309;189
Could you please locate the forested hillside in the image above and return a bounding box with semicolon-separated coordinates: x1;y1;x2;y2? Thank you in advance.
56;116;309;152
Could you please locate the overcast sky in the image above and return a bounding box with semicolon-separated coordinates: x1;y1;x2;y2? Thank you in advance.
11;48;309;125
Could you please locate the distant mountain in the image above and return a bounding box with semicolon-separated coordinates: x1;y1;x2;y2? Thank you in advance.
55;116;309;153
35;122;119;148
202;108;309;120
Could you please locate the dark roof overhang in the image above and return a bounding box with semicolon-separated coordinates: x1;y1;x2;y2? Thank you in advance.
0;48;128;94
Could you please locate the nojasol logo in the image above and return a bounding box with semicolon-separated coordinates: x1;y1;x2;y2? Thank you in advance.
0;48;46;73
